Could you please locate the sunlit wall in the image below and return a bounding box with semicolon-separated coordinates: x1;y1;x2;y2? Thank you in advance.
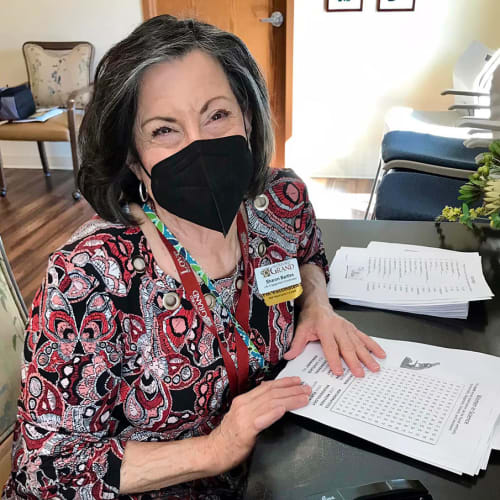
287;0;500;178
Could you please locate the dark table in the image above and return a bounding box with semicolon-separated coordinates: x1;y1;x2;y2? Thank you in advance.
246;220;500;500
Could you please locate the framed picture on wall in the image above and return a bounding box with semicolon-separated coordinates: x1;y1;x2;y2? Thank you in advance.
377;0;415;11
326;0;363;12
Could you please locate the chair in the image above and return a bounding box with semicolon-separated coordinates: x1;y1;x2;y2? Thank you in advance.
366;61;500;219
459;70;500;145
0;235;27;489
373;170;471;221
366;132;489;219
384;42;496;138
0;41;94;200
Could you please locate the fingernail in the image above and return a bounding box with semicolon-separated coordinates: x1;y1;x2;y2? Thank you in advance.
303;385;312;394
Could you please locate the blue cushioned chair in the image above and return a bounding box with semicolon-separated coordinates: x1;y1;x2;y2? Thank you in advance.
381;131;487;177
374;170;468;221
366;131;487;219
367;63;500;221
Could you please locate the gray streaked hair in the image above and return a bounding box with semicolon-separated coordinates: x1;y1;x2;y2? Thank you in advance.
78;15;274;225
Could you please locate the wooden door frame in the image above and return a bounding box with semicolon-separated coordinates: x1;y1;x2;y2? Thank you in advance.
284;0;294;144
142;0;158;18
141;0;294;167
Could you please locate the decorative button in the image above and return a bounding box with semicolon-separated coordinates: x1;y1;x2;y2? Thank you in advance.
163;292;180;310
236;278;244;290
253;194;269;211
132;256;146;273
204;293;216;310
258;242;267;257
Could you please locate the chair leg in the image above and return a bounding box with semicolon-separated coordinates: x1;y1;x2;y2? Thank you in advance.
365;156;383;219
37;141;51;176
0;148;6;196
67;108;81;200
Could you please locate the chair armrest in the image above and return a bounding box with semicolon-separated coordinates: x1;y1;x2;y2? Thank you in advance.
448;104;490;111
458;118;500;130
441;89;490;97
468;128;492;135
66;83;93;109
464;131;500;149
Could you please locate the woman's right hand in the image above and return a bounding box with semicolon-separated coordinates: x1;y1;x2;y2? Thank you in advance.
208;376;311;472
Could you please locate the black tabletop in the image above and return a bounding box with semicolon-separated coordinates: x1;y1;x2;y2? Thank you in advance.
245;220;500;500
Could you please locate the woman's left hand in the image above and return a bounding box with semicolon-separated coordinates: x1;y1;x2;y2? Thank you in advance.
284;303;386;377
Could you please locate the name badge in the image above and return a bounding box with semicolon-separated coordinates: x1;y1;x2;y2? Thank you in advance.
255;258;303;306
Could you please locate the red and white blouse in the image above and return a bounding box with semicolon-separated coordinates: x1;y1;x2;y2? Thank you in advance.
3;169;328;499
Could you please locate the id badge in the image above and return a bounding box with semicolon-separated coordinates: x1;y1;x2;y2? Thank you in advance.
255;258;303;306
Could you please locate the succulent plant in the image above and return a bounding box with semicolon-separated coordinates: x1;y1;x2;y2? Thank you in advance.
438;140;500;229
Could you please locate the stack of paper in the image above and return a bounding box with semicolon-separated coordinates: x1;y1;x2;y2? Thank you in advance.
12;107;64;123
327;241;493;319
278;338;500;476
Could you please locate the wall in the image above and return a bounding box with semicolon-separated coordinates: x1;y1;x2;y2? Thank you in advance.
0;0;142;169
3;1;500;178
287;0;500;178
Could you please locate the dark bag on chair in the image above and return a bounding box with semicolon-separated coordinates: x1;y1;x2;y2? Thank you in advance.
0;84;36;121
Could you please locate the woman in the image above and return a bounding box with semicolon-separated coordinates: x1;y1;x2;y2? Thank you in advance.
3;15;385;499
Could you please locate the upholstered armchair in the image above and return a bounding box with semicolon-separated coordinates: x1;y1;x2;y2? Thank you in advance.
0;41;94;200
0;235;27;489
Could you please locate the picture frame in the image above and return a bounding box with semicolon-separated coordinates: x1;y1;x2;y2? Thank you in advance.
326;0;363;12
377;0;415;11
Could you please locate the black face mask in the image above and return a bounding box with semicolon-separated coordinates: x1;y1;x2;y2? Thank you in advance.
141;135;254;236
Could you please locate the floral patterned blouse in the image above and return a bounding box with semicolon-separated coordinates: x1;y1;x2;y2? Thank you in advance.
3;169;328;499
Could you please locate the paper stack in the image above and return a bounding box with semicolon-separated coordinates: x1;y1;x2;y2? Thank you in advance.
327;241;493;319
278;337;500;476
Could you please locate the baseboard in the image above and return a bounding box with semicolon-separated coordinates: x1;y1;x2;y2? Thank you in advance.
3;156;72;170
310;174;375;180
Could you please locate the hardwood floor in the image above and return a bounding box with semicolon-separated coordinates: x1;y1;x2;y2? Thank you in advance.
0;168;95;307
0;434;13;490
0;168;373;309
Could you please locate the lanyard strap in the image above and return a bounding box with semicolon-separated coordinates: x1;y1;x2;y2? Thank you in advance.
143;203;264;367
142;203;267;394
161;230;247;396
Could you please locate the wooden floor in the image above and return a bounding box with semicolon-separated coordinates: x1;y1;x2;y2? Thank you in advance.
0;168;372;309
0;169;95;307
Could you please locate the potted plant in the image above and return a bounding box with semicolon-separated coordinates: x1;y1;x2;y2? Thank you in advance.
438;140;500;228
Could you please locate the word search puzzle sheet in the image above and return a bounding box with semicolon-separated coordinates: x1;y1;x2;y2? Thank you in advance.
278;338;500;475
331;368;463;445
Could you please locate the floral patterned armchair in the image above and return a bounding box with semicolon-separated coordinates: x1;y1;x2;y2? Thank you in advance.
0;236;27;489
0;41;94;200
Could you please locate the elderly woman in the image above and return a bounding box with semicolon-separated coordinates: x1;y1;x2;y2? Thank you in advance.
3;15;385;500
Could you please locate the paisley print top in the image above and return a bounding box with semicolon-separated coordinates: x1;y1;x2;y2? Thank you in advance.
3;169;328;499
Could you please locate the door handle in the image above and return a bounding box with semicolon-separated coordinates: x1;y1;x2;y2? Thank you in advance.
260;11;284;28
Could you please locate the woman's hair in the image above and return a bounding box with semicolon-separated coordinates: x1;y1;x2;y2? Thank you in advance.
78;15;274;225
